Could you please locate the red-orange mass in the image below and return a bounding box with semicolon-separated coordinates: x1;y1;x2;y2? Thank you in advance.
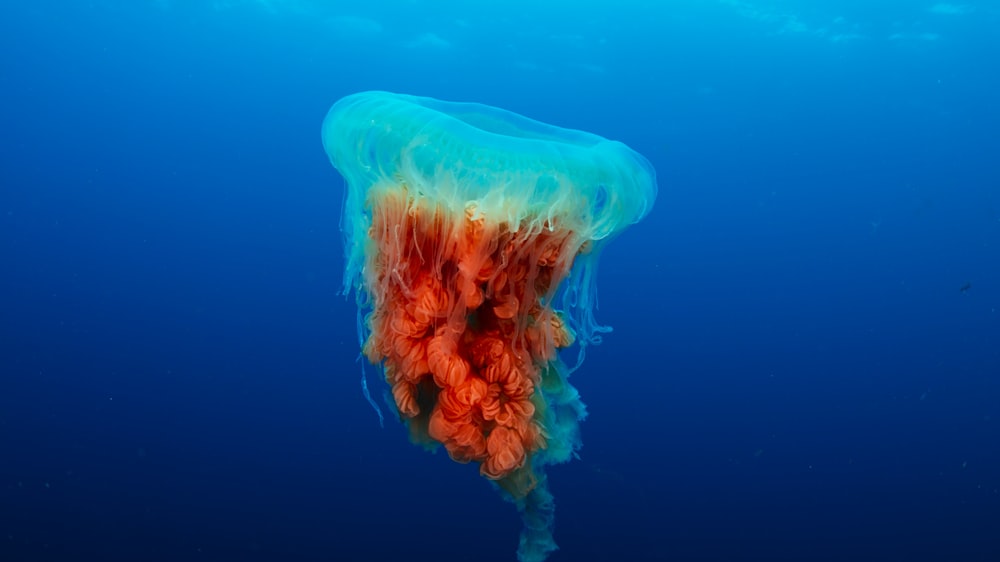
362;188;580;494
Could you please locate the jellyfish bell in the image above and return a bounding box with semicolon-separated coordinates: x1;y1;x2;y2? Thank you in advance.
322;91;656;562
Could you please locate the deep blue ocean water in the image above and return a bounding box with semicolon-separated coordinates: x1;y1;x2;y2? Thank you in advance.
2;1;998;561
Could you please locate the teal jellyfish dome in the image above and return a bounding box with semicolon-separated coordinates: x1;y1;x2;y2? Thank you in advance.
323;90;655;243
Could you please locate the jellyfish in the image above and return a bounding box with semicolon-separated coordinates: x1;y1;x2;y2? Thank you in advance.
322;91;656;562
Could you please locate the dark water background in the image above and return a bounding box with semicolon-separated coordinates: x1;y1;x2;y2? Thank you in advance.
2;1;998;561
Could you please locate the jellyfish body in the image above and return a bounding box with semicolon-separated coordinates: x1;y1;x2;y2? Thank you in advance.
322;91;656;562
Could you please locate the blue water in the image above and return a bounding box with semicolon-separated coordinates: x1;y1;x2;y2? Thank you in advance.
2;1;998;561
